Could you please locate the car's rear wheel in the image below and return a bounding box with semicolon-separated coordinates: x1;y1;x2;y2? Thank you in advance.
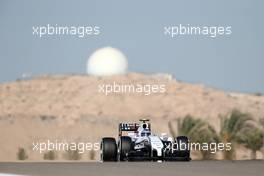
101;137;117;161
118;136;132;161
176;136;191;161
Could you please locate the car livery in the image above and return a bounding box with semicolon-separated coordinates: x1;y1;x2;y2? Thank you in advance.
100;119;191;161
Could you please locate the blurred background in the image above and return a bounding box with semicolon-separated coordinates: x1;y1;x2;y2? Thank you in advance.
0;0;263;161
0;0;264;93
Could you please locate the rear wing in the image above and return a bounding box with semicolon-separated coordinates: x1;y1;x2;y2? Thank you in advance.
118;122;151;136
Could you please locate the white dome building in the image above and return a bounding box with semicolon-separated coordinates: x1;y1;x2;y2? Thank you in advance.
87;47;128;76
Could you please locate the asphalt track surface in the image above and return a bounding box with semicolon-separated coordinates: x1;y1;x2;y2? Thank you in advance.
0;160;263;176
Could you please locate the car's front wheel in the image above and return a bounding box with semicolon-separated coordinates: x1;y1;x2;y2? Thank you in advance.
101;137;117;161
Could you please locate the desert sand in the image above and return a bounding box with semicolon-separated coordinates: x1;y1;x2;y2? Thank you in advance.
0;73;263;161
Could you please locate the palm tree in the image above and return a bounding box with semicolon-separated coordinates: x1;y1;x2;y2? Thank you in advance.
236;127;263;159
220;109;253;160
169;115;219;159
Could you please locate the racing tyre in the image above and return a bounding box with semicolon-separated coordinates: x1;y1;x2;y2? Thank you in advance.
101;137;117;161
176;136;191;161
118;136;132;161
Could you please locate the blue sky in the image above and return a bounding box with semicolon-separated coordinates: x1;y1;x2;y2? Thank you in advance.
0;0;263;93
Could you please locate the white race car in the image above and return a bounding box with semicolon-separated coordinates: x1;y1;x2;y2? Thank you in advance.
100;119;191;161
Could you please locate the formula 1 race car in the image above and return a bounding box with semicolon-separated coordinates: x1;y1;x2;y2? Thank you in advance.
100;119;191;161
